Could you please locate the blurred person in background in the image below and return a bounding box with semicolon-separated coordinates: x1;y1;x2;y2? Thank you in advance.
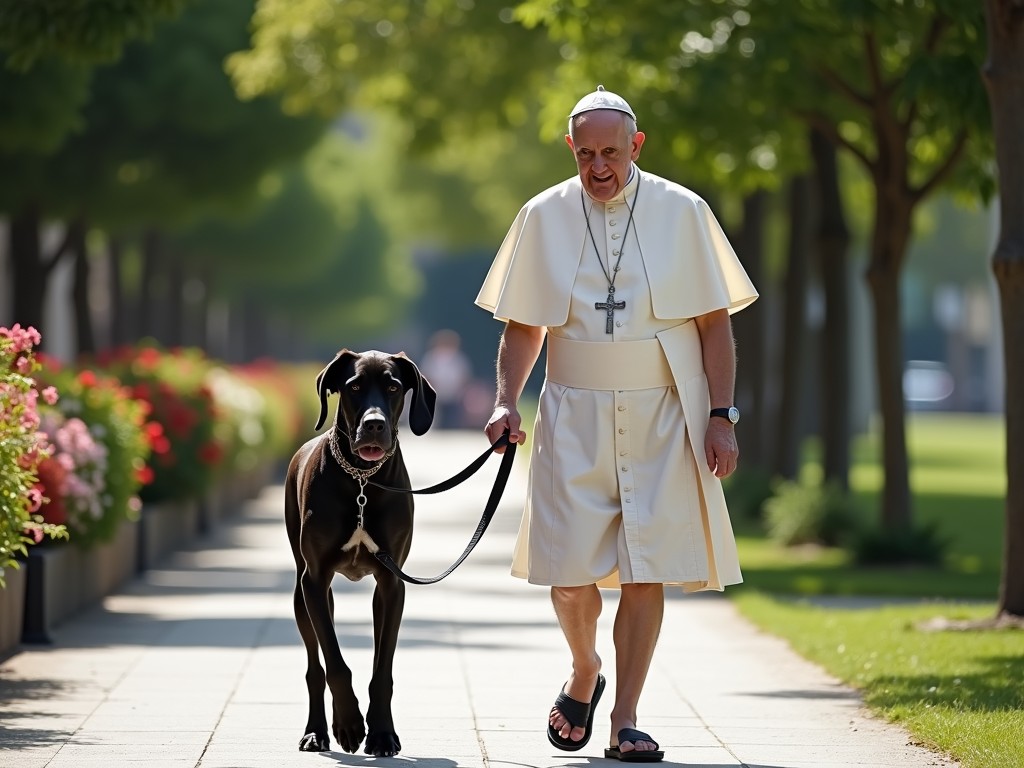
420;329;473;429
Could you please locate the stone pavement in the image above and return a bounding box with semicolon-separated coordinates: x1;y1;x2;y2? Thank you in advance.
0;431;958;768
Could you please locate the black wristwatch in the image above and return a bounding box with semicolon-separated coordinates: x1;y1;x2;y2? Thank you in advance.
710;406;740;424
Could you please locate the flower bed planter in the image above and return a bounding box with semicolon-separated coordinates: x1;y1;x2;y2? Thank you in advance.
22;517;139;644
0;565;27;659
137;499;200;572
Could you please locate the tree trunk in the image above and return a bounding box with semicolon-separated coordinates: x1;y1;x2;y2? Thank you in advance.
69;218;95;357
775;173;813;480
107;236;130;348
866;188;915;531
140;229;161;342
983;0;1024;618
8;205;47;334
165;252;185;348
811;129;853;490
732;189;769;469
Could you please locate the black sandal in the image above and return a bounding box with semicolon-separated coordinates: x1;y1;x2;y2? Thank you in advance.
546;673;606;751
604;728;665;762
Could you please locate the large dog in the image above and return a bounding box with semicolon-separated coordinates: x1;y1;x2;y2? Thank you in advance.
284;349;436;756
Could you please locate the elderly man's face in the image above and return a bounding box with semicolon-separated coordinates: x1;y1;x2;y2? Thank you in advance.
566;111;645;202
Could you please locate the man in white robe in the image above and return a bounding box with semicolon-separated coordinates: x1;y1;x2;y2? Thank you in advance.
476;86;757;762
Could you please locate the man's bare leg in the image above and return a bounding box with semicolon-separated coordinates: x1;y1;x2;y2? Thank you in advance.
609;583;664;754
548;584;603;743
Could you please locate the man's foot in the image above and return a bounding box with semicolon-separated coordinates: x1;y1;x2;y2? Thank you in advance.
546;673;605;751
605;727;664;762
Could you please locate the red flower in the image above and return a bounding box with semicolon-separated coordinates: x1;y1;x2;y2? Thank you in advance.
136;347;162;369
136;465;155;485
77;370;98;388
151;434;171;455
34;457;69;525
198;441;223;466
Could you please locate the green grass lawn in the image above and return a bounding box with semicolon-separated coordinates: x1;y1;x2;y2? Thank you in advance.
731;412;1006;599
728;413;1021;768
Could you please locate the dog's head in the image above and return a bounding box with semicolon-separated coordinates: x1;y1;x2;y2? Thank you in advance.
314;349;437;463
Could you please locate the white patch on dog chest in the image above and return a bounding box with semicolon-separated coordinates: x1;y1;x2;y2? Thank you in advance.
342;527;380;553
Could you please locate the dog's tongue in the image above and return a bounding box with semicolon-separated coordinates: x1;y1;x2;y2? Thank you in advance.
357;446;386;462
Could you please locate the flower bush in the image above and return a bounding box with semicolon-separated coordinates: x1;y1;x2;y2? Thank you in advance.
224;359;308;467
1;325;67;586
34;363;152;547
94;345;227;503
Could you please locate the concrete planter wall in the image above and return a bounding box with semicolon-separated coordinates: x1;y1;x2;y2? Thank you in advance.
22;516;139;644
137;499;200;572
14;461;273;649
0;564;27;659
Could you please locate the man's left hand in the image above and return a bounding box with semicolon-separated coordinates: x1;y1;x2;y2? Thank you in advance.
704;419;738;478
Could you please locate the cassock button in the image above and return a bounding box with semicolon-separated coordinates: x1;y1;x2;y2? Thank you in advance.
613;249;620;256
610;220;618;226
618;428;625;434
611;233;620;240
624;486;632;492
608;206;617;213
619;450;627;456
615;321;622;327
617;405;626;411
621;466;627;472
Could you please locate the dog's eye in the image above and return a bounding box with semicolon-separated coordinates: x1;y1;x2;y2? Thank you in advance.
349;384;360;392
388;384;400;393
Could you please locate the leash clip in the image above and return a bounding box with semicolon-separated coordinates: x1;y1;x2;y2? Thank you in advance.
355;477;368;529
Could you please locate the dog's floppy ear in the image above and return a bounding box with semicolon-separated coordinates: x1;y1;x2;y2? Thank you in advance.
314;349;358;431
393;352;437;436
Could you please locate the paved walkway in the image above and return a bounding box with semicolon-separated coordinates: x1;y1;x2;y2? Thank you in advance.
1;431;958;768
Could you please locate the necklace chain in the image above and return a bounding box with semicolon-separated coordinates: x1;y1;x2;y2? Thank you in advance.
581;176;641;289
328;428;398;482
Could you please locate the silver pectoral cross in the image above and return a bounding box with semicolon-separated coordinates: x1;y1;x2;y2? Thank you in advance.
595;286;625;334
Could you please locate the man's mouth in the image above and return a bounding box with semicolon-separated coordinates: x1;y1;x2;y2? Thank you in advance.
356;446;387;462
592;172;613;183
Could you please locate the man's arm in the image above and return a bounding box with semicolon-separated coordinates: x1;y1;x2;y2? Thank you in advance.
485;320;546;451
693;308;739;478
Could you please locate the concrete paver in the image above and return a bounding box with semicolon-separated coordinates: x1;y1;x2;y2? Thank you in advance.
1;431;959;767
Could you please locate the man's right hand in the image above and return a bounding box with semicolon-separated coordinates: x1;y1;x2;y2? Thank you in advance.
485;405;527;453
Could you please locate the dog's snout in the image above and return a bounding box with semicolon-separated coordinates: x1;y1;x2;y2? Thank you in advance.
360;410;387;433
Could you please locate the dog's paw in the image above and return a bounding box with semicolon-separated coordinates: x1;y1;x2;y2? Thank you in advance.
365;730;401;757
298;732;329;752
332;711;366;754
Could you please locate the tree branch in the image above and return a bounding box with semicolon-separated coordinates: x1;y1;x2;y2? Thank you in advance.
795;110;874;172
816;65;873;110
862;29;889;97
911;130;969;202
41;220;80;275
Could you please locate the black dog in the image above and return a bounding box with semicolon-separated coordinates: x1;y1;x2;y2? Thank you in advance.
284;349;436;756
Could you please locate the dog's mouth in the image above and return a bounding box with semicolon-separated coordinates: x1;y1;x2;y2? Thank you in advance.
355;445;388;462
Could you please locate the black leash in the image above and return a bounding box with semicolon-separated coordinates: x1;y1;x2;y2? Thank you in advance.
367;432;517;585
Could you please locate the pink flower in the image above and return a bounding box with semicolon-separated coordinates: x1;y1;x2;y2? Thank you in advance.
26;487;44;513
42;386;59;405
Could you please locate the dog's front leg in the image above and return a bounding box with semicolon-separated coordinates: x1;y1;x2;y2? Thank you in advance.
300;567;366;753
364;573;405;756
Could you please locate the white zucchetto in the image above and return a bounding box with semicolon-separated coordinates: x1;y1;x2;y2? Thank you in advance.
569;85;636;120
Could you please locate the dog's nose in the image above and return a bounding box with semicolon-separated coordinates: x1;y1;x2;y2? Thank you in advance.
361;413;386;433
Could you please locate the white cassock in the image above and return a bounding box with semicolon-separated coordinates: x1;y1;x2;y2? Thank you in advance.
476;167;758;592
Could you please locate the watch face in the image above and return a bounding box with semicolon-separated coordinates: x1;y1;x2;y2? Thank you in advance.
728;406;740;424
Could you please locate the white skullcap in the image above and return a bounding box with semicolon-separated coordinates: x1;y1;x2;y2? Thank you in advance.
569;84;636;120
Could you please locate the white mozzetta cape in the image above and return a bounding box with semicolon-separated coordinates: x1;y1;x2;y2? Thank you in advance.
476;170;757;325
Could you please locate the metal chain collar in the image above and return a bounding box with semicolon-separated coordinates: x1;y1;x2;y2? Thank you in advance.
328;428;399;529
